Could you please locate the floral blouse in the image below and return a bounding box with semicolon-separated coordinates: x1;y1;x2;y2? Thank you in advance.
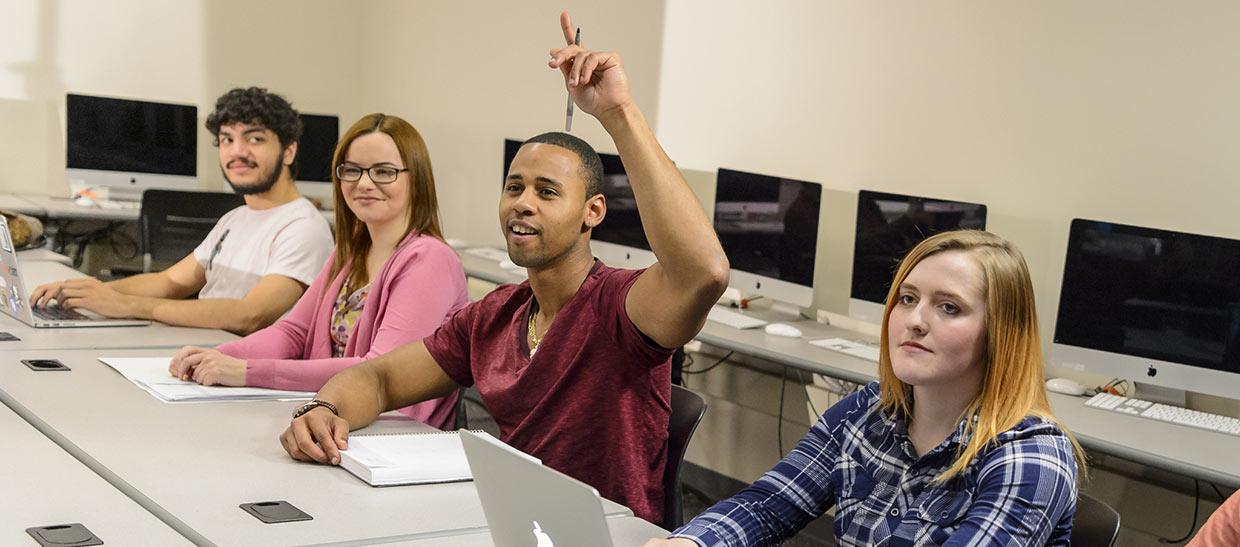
330;280;371;357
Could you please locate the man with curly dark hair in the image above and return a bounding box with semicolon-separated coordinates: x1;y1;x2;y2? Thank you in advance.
30;87;333;335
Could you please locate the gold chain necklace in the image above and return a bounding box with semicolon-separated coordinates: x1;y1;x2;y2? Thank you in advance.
527;306;542;357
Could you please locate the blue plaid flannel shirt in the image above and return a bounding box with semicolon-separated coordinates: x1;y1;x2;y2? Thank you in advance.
671;382;1078;546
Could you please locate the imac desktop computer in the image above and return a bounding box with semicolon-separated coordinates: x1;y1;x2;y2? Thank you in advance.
294;113;340;210
502;138;654;269
712;167;822;313
1053;218;1240;402
66;93;199;201
848;190;988;324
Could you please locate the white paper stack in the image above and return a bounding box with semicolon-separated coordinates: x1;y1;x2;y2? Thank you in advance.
98;357;314;403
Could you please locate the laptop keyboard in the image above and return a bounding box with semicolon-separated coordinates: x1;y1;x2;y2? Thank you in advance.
34;306;89;321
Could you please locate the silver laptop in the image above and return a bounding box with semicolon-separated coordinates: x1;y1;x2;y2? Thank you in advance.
461;430;616;547
0;216;148;328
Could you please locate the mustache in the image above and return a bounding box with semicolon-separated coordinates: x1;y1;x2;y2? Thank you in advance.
227;159;257;169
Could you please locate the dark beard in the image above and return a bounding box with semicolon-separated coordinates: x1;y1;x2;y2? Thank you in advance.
223;160;284;196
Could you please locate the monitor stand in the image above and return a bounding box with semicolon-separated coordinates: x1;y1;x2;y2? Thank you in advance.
1132;382;1187;406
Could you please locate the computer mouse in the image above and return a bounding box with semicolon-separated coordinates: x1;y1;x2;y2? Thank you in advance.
73;195;96;208
763;322;803;338
1045;378;1087;396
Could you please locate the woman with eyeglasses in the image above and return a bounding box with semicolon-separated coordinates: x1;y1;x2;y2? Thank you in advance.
169;113;467;429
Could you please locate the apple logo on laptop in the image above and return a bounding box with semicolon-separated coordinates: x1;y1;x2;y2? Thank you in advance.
532;521;555;547
1147;365;1158;377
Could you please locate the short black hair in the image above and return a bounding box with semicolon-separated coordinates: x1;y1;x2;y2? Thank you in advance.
205;87;303;150
522;131;603;198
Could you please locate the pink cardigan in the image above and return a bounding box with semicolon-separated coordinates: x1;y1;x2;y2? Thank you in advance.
217;232;468;429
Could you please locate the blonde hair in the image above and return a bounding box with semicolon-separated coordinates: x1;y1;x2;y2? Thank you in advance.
330;113;444;285
876;230;1086;481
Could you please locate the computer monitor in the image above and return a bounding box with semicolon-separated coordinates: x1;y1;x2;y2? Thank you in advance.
1052;219;1240;400
66;93;198;200
294;113;339;209
849;190;988;323
713;168;822;309
502;139;653;268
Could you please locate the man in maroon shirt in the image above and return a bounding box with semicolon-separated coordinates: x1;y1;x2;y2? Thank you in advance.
279;11;729;524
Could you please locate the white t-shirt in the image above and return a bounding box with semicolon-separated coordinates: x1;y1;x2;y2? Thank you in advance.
192;198;333;300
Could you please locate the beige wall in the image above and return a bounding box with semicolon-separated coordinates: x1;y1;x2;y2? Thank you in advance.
0;0;363;195
657;0;1240;390
356;0;667;246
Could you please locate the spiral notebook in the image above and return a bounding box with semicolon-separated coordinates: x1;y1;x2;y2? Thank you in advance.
339;431;477;487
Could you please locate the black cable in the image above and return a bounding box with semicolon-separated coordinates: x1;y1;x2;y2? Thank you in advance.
798;369;820;418
1210;483;1229;503
682;351;733;375
777;365;787;457
1159;479;1200;544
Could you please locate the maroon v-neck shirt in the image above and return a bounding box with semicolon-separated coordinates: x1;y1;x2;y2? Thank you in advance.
424;261;674;522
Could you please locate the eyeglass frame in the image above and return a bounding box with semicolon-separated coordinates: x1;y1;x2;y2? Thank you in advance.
335;163;409;184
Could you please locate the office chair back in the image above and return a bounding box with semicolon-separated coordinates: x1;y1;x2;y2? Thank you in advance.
1071;493;1121;547
140;189;244;272
663;384;707;530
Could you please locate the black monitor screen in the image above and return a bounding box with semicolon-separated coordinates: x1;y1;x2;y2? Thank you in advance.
298;114;339;182
66;93;197;176
591;152;649;251
1055;219;1240;376
503;139;649;250
713;168;821;287
851;190;987;304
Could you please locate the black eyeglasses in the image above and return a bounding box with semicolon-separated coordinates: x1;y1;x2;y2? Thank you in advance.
336;163;408;184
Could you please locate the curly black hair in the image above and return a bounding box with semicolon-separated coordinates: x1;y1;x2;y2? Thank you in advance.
205;87;302;149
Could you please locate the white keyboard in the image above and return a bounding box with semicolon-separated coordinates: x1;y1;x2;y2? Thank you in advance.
463;247;509;262
1085;393;1240;437
809;337;881;362
706;307;768;329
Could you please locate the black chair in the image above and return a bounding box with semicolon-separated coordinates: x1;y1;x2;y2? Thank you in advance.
1071;493;1121;546
663;384;708;530
139;189;243;272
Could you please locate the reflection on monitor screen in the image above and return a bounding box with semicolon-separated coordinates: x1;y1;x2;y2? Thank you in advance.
713;168;821;307
1053;219;1240;399
297;114;339;183
67;94;197;176
850;190;987;319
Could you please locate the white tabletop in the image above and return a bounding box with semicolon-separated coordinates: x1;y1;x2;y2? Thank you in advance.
17;194;140;221
0;194;44;216
389;516;669;546
0;348;631;546
14;248;72;265
0;403;190;546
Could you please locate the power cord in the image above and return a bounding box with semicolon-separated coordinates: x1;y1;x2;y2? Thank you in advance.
682;351;733;375
1159;479;1200;544
777;365;787;457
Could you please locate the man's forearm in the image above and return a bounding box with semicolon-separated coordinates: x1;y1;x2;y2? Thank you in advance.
314;362;388;430
599;104;728;283
151;298;271;334
106;272;193;299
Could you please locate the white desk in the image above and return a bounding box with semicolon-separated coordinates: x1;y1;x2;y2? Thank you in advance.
0;403;190;545
0;348;631;546
0;194;44;216
394;516;669;546
0;260;239;350
15;193;140;221
14;248;72;265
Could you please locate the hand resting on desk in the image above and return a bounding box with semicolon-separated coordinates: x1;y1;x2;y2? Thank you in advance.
168;346;246;386
281;408;350;466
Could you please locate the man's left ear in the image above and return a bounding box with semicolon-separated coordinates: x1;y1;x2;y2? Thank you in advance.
585;193;606;229
283;141;298;166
